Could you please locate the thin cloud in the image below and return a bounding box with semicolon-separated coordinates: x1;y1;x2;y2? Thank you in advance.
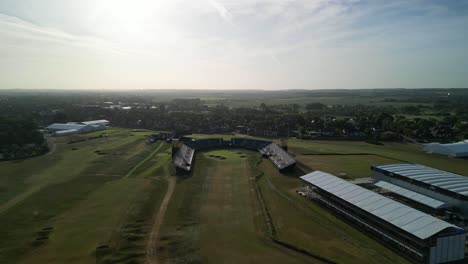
208;0;236;27
1;0;467;89
0;13;127;55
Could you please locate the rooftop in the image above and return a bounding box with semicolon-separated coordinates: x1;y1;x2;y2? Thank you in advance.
301;171;464;240
260;143;296;170
81;120;110;125
424;141;468;157
47;123;87;131
374;163;468;198
375;181;447;209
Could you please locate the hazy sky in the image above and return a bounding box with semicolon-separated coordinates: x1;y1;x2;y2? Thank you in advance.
1;0;467;90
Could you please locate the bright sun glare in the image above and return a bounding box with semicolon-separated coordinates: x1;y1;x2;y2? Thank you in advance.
92;0;165;42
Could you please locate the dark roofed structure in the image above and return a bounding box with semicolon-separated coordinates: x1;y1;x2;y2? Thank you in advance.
172;138;295;172
173;144;195;171
259;142;296;170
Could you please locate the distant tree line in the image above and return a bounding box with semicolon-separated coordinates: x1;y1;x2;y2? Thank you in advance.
0;115;48;160
1;90;468;145
20;99;467;142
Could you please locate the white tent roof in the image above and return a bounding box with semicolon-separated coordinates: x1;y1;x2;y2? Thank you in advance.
424;141;468;157
47;123;87;131
81;120;109;125
54;129;79;135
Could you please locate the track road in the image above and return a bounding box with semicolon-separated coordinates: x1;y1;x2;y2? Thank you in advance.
145;176;176;264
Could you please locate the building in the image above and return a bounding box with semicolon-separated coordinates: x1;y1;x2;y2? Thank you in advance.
46;120;108;136
47;123;95;133
301;171;466;264
371;164;468;215
65;119;110;126
80;119;110;126
374;181;448;212
53;129;81;136
258;142;296;170
423;141;468;158
172;138;295;172
172;144;194;171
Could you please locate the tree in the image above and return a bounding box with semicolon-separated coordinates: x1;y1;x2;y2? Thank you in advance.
0;115;47;160
306;103;326;110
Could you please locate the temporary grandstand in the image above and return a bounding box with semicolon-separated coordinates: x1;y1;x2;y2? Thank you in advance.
423;141;468;157
172;144;195;171
259;142;297;170
172;138;296;172
301;171;466;264
184;138;226;150
371;164;468;215
230;138;271;150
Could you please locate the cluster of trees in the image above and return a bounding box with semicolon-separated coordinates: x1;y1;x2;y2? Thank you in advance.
0;115;48;160
110;100;468;141
1;90;468;146
41;99;466;142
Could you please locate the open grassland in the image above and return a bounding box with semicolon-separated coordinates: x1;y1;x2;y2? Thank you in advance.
202;96;432;108
198;151;311;264
298;154;402;179
189;133;278;141
3;130;467;264
0;128;171;264
158;149;313;264
158;147;410;264
289;139;468;176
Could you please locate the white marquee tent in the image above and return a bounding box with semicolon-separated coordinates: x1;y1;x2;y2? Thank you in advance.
423;141;468;157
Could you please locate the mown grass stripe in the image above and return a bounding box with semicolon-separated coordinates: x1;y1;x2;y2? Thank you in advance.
125;143;165;178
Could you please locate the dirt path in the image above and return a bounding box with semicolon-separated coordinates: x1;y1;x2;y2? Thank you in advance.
145;176;176;264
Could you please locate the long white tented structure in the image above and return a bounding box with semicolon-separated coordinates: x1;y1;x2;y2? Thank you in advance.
46;119;109;136
423;141;468;157
301;171;465;264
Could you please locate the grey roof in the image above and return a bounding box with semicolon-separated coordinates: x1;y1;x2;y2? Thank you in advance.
374;164;468;197
81;120;109;125
172;144;194;171
259;143;296;169
375;181;447;209
47;123;87;131
301;171;464;240
54;129;79;135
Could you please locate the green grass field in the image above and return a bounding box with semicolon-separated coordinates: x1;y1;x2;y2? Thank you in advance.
158;149;314;264
201;96;432;108
0;128;171;264
3;130;468;264
297;154;402;179
189;133;279;141
156;138;468;264
288;139;468;176
257;161;408;264
157;148;412;264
